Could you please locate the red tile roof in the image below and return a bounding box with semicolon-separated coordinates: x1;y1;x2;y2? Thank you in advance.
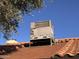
52;38;79;59
20;42;33;44
0;38;79;59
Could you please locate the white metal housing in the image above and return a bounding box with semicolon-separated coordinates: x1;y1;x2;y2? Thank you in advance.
30;20;54;40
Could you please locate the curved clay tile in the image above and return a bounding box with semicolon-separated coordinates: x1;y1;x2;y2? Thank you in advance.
53;39;79;58
55;39;74;57
76;39;79;54
0;38;78;59
66;39;78;56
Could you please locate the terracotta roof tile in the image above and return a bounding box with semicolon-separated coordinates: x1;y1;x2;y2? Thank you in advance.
52;38;79;59
20;42;33;45
0;38;79;59
5;43;65;59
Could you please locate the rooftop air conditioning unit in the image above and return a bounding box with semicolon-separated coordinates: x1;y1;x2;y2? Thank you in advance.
30;20;55;46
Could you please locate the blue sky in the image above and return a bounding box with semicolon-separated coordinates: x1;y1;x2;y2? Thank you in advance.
0;0;79;44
